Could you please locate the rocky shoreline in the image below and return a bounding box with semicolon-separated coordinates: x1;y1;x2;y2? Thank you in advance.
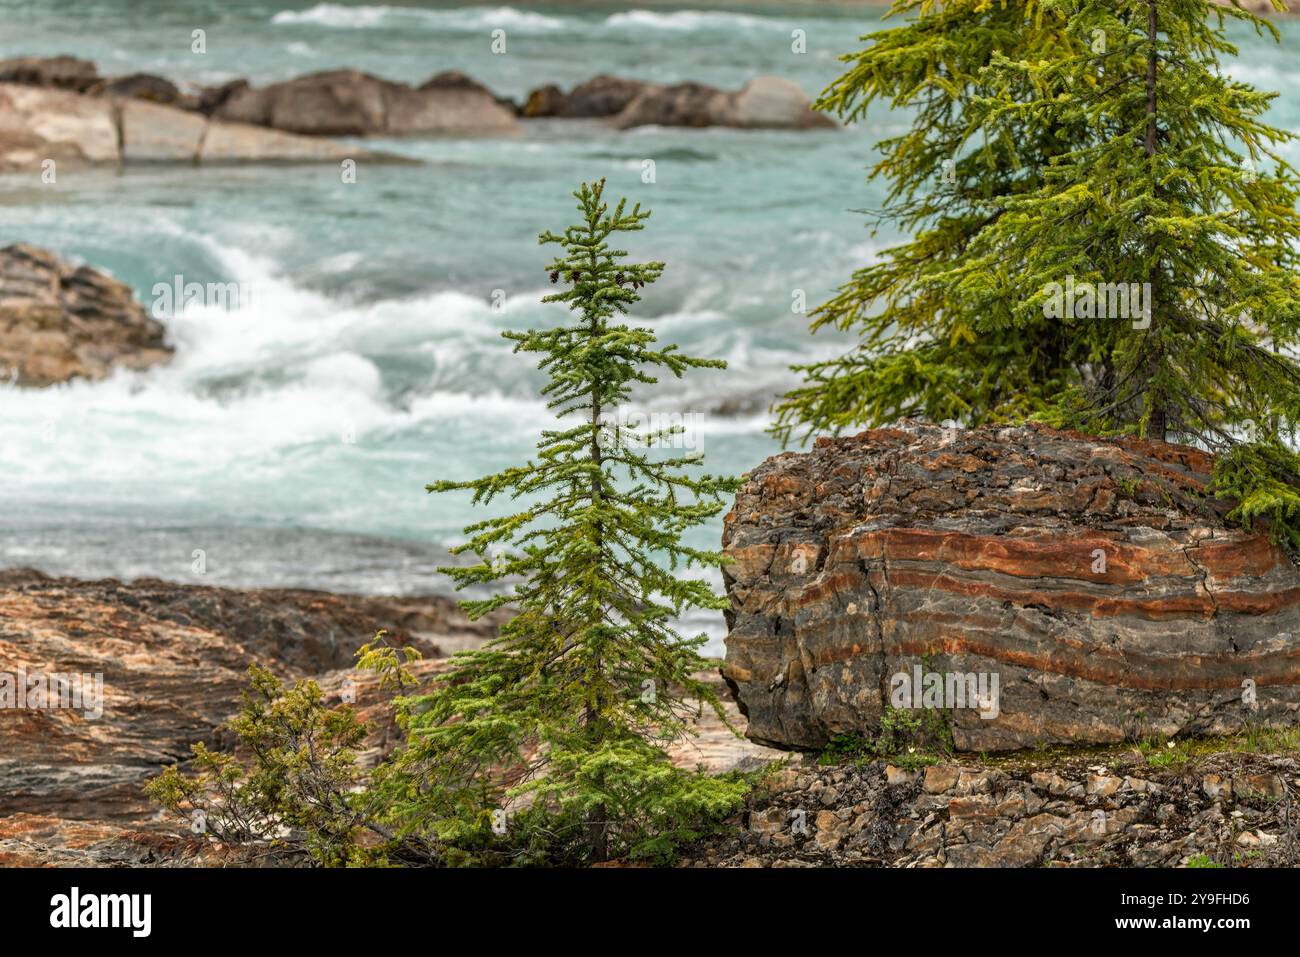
4;565;1296;868
0;568;777;866
0;568;497;865
0;56;832;173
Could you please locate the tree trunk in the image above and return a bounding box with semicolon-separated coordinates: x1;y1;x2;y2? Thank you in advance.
585;703;609;862
585;303;610;863
1144;0;1167;442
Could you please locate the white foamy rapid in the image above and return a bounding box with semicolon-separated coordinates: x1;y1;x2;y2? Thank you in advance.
271;4;567;31
1;234;552;507
603;9;789;31
272;4;793;36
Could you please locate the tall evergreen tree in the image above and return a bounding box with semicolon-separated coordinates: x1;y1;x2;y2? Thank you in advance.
773;0;1089;442
779;0;1300;546
371;179;747;862
937;0;1300;542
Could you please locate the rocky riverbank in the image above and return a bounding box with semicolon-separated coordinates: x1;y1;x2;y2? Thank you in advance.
0;56;832;172
0;568;776;866
0;569;493;865
3;547;1293;870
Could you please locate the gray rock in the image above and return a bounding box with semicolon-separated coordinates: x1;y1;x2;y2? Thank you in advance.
215;69;519;136
0;83;119;170
614;75;835;130
198;117;380;164
94;72;197;110
523;74;650;118
119;98;206;163
0;55;99;92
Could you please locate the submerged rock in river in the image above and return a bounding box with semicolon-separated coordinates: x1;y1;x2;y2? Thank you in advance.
214;69;521;137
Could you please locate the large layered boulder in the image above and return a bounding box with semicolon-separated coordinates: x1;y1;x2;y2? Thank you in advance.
0;243;172;387
215;69;520;136
722;423;1300;752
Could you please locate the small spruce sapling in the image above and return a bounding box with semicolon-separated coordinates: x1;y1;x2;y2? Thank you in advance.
376;178;748;863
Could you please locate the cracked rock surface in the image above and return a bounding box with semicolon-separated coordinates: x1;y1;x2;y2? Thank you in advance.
0;569;771;866
681;750;1300;868
721;422;1300;751
0;568;505;864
